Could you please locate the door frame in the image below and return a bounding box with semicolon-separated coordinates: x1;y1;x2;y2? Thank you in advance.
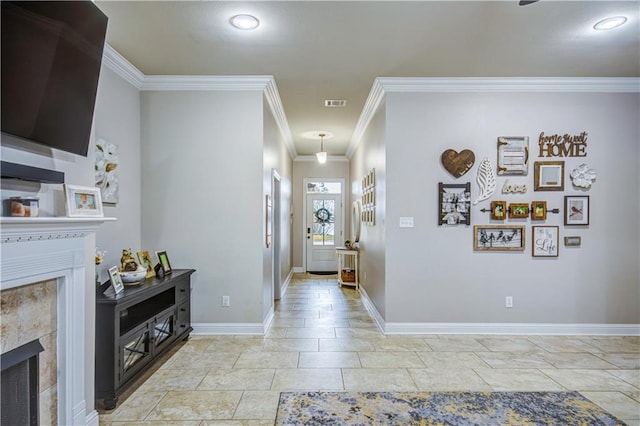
272;169;281;300
302;177;345;273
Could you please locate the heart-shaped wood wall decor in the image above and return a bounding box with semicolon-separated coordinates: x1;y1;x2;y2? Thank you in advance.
441;149;476;178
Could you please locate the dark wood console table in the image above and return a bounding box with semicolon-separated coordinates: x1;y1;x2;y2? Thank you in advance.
95;269;195;410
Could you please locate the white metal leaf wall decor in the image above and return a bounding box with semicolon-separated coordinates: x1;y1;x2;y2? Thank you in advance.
570;163;597;189
473;157;496;205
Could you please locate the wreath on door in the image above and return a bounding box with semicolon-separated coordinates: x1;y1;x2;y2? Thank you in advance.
315;207;332;225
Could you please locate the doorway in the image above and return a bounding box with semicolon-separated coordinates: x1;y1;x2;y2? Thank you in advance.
304;179;344;273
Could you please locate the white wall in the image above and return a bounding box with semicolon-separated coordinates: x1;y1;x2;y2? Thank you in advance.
292;159;350;270
349;102;387;318
380;90;639;326
262;97;293;318
141;90;266;325
0;63;142;418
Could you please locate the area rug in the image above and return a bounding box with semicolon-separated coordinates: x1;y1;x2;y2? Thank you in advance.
275;391;626;425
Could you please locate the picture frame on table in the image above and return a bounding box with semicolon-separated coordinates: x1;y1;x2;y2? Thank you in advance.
564;195;590;226
156;250;172;275
137;251;156;279
531;201;547;221
108;265;124;294
473;225;525;251
534;161;564;191
64;184;104;217
532;226;559;257
509;203;529;219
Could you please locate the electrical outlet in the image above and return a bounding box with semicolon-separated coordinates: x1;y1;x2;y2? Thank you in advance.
222;295;230;307
505;296;513;308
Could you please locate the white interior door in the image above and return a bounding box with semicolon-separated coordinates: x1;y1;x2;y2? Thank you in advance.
306;193;342;272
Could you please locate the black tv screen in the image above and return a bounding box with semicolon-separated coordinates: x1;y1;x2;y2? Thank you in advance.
1;1;108;157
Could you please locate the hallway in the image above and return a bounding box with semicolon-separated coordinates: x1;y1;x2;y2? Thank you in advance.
99;273;640;424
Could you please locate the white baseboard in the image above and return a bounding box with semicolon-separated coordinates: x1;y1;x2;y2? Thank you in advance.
85;409;99;426
357;289;639;336
358;286;385;333
192;323;265;335
263;306;275;334
384;322;640;336
292;266;304;273
281;268;293;296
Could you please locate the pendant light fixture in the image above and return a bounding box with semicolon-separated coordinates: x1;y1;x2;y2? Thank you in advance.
316;133;327;164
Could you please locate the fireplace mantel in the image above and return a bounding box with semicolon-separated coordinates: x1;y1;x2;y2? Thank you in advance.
1;216;114;425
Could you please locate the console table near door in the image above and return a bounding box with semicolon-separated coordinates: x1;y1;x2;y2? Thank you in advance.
336;247;359;290
95;269;195;410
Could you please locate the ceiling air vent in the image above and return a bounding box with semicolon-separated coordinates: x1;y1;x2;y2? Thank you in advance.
324;99;347;108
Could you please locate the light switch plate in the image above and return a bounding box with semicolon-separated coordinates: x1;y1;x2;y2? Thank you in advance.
399;217;414;228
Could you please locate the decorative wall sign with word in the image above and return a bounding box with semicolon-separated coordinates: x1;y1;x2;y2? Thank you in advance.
502;180;527;194
538;131;588;158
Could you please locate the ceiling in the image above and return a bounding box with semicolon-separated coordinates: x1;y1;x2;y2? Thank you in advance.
95;1;640;157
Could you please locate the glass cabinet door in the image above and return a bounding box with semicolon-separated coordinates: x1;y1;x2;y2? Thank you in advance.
153;309;176;353
119;327;150;383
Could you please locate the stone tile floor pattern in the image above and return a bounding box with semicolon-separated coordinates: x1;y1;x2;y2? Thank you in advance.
99;273;640;425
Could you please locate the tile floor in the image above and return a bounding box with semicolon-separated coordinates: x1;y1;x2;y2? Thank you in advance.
99;273;640;425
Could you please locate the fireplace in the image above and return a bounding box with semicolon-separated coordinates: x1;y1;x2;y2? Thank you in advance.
1;339;44;425
1;217;112;426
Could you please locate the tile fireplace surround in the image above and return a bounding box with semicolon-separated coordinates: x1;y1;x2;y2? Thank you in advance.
1;217;113;425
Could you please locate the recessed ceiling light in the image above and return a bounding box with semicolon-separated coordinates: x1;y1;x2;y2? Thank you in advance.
593;16;627;31
230;14;260;30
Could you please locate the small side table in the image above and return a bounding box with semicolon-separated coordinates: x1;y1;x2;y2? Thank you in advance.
336;247;359;290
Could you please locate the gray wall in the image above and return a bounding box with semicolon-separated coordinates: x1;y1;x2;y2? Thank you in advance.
262;97;294;316
349;102;387;318
141;90;265;324
0;63;142;416
356;90;639;326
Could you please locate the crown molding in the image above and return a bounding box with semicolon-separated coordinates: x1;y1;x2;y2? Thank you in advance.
101;45;296;157
264;78;296;159
102;44;144;89
140;75;274;91
346;79;385;159
347;77;640;159
376;77;640;93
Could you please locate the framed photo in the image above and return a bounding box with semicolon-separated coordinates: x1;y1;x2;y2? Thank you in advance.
490;201;507;221
64;184;104;217
532;226;559;257
534;161;564;191
438;182;471;225
108;265;124;294
509;203;529;219
497;136;529;175
565;236;582;247
564;195;590;226
531;201;547;221
156;250;172;275
137;251;156;279
473;225;525;251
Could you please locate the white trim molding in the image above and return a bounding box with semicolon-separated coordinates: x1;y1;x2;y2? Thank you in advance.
347;76;640;159
280;268;294;297
383;322;640;336
102;44;144;89
358;286;639;336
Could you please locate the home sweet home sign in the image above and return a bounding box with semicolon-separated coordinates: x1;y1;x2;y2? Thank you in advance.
538;131;588;157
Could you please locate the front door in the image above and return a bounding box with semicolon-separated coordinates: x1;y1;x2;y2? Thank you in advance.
306;193;342;273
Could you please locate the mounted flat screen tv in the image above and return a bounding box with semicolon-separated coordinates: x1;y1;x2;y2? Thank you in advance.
1;1;108;157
